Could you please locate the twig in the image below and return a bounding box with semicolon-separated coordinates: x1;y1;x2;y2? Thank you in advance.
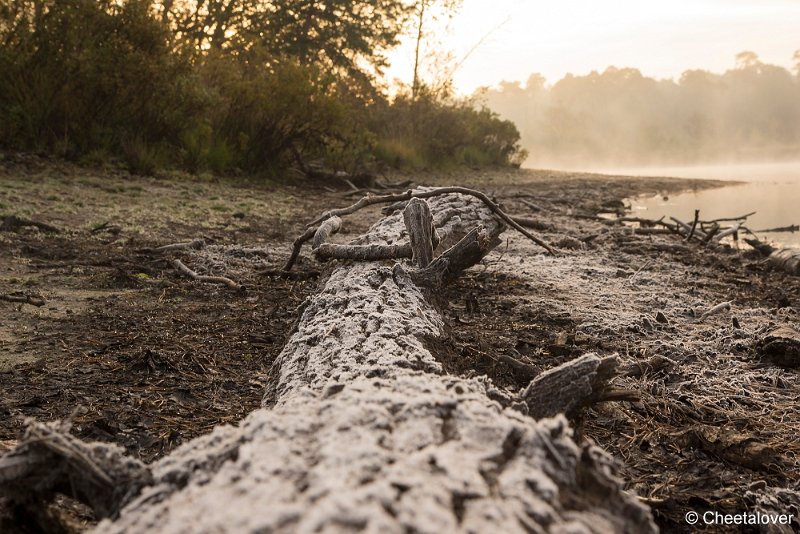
686;209;700;241
172;259;242;291
627;260;652;285
699;301;732;320
284;187;556;271
671;217;708;241
701;222;720;244
283;227;318;271
312;217;341;250
0;293;46;307
154;239;206;252
306;187;555;253
519;199;545;212
706;211;755;223
711;222;741;243
756;224;799;233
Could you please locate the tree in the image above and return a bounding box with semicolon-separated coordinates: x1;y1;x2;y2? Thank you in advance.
165;0;409;82
408;0;463;99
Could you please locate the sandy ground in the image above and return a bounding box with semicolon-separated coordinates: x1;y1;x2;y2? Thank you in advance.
0;155;798;532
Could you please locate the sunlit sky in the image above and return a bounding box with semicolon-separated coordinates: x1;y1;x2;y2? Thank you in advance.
384;0;800;94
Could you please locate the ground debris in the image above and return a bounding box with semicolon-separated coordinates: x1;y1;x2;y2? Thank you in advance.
757;326;800;368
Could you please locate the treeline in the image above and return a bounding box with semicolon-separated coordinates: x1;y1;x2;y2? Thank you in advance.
481;52;800;167
0;0;525;176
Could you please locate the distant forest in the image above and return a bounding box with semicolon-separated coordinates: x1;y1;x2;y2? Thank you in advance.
0;0;524;175
480;52;800;168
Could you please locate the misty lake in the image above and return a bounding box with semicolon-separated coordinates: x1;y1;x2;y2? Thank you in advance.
595;161;800;249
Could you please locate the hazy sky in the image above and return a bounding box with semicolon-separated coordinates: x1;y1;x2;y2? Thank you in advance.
385;0;800;94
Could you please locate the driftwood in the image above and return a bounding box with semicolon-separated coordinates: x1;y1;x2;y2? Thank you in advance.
1;191;654;533
283;186;557;271
521;354;634;419
756;224;799;233
766;248;800;275
403;198;436;267
745;238;800;275
311;216;341;250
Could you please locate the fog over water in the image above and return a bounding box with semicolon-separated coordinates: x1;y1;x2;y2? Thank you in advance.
573;161;800;248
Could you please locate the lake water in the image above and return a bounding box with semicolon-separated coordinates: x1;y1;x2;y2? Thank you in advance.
594;161;800;249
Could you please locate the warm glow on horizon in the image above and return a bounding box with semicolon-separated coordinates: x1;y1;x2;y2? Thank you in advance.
385;0;800;94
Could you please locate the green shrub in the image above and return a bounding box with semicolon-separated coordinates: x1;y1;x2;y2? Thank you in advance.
369;88;526;169
0;1;524;175
0;0;207;172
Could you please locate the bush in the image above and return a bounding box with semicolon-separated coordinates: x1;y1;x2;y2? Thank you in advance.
0;1;524;175
370;89;526;169
0;0;207;170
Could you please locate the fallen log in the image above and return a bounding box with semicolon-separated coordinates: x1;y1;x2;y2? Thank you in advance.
1;191;654;533
767;248;800;275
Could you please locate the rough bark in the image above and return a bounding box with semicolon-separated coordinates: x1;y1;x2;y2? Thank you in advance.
403;198;435;267
2;191;655;533
520;354;622;420
312;216;342;250
767;248;800;275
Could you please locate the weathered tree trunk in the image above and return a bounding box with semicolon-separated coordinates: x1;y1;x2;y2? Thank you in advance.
2;192;655;533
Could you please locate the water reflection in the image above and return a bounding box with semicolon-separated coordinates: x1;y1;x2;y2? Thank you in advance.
603;162;800;248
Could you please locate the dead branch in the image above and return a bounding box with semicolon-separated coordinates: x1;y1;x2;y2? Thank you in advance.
519;198;546;212
510;216;554;232
315;243;412;261
699;301;732;320
0;293;46;307
403;226;502;287
711;222;741;243
403;198;435;267
311;216;341;250
154;238;206;253
521;354;629;419
686;209;700;241
701;222;720;244
172;259;242;291
767;248;800;275
756;224;799;233
671;217;708;241
706;211;755;223
305;187;556;255
1;215;59;233
283;226;317;271
744;237;775;256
